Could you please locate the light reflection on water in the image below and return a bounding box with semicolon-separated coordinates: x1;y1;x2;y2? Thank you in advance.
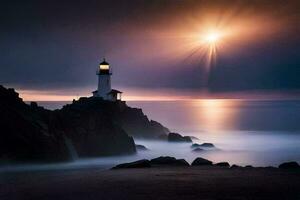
2;99;300;172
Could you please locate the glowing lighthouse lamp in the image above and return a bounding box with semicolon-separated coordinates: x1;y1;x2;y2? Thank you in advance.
92;59;122;101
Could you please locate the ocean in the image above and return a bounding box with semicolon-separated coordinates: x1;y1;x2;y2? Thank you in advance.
2;99;300;171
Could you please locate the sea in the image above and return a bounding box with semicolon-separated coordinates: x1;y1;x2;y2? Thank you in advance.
1;99;300;171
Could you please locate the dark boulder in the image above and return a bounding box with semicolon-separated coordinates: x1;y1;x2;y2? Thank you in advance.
245;165;254;169
150;156;189;166
230;164;242;169
279;161;300;169
214;162;230;167
135;144;148;151
192;148;205;152
191;157;213;166
192;143;216;149
112;159;151;169
168;133;192;143
191;143;201;148
176;159;190;166
199;143;215;148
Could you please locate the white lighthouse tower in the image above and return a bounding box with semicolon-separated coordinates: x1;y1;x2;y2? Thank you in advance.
92;59;122;101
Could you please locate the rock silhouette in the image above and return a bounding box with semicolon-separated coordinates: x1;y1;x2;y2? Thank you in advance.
168;133;192;143
0;85;169;162
279;161;300;169
191;157;213;166
150;156;189;166
112;159;151;169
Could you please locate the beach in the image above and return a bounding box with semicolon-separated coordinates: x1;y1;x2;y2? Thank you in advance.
2;166;300;200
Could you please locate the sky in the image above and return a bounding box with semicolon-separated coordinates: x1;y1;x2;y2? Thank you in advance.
1;0;300;100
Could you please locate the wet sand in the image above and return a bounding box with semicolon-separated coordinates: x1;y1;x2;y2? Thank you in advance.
1;166;300;200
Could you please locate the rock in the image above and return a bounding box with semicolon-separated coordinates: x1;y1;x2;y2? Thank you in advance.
135;144;148;151
214;162;230;167
56;98;137;157
112;159;151;169
230;164;242;169
199;143;215;148
176;159;190;166
191;143;201;148
192;148;205;152
30;101;38;108
278;161;300;169
191;157;213;166
245;165;254;169
118;106;169;139
168;133;192;143
192;143;216;150
150;156;190;166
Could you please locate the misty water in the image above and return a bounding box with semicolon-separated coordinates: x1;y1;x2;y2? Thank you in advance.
2;99;300;172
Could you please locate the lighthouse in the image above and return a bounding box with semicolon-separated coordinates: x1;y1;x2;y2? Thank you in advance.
92;59;122;101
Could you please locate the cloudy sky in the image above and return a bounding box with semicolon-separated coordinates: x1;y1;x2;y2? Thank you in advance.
1;0;300;100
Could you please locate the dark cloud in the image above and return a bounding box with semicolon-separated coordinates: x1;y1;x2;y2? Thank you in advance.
1;0;300;92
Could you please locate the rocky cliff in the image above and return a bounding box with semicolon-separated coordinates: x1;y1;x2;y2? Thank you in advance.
59;97;169;139
0;86;70;162
0;86;133;162
0;85;169;163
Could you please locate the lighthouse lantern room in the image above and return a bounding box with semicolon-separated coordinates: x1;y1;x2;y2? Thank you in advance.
92;59;122;101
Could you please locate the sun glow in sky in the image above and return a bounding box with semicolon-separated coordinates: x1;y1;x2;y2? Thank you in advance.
204;32;222;44
4;0;299;102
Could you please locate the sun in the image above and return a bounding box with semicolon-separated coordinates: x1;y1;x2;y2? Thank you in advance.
204;32;221;44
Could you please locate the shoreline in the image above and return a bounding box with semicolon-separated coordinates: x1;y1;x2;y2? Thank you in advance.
2;166;300;200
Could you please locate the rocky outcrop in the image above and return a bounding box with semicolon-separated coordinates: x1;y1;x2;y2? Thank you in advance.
230;164;242;169
112;156;189;169
0;86;139;162
150;156;189;166
191;143;201;148
168;133;192;143
57;98;136;157
117;107;169;139
0;86;70;162
112;159;151;169
279;161;300;169
191;157;213;166
192;143;215;148
214;162;230;167
199;143;215;148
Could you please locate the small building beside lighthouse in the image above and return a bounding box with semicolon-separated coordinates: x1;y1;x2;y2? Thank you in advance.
92;59;122;101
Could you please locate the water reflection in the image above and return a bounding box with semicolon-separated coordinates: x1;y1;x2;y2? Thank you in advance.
191;99;241;132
